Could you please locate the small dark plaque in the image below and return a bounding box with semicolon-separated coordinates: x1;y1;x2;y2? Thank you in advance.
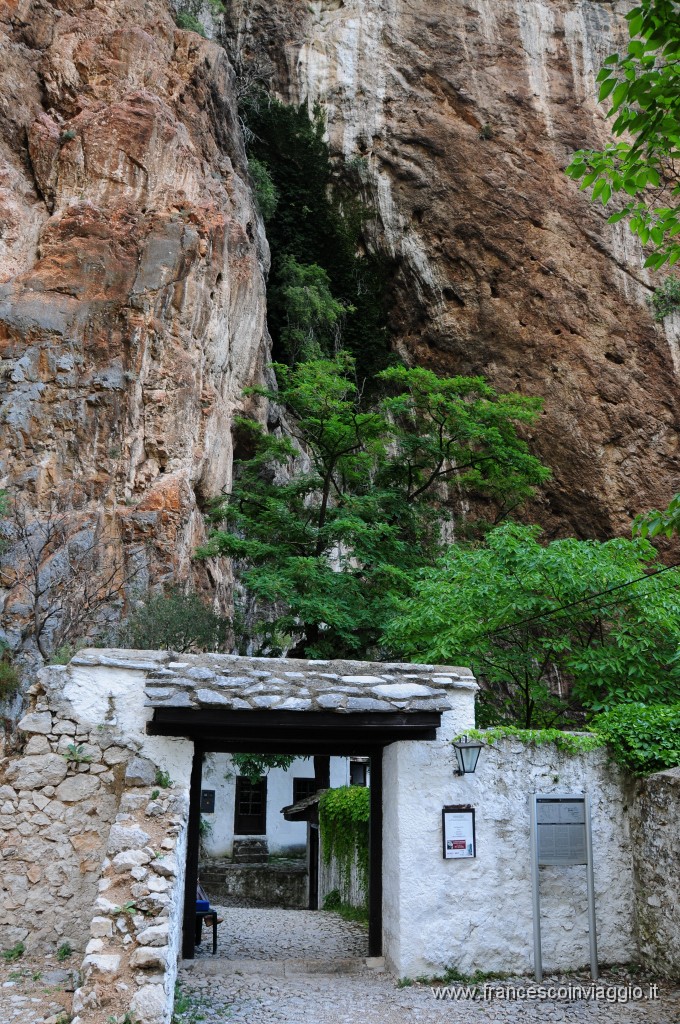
200;789;215;814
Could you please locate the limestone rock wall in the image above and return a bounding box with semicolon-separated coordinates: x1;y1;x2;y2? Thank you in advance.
631;768;680;979
0;0;270;658
229;0;680;538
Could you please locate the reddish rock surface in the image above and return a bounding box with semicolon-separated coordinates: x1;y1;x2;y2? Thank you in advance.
229;0;680;539
0;0;270;654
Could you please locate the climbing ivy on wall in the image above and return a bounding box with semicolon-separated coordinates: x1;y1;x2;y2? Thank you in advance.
243;96;393;380
319;786;370;904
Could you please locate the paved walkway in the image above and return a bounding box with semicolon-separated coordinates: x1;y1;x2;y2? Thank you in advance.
181;906;680;1024
195;906;368;960
175;966;680;1024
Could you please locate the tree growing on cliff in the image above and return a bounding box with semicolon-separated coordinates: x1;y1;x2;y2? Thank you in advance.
0;499;130;661
197;355;549;658
382;522;680;727
566;0;680;269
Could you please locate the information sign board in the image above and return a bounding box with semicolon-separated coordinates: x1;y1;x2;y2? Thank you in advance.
529;792;598;984
442;805;476;859
536;796;587;865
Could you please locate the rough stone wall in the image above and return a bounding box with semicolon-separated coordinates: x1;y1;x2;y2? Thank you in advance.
0;0;271;657
0;656;194;1024
383;731;637;979
72;764;190;1024
228;0;680;539
200;859;307;909
0;682;121;952
631;767;680;980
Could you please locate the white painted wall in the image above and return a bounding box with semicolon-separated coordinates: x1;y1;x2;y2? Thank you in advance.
383;718;637;979
200;755;349;857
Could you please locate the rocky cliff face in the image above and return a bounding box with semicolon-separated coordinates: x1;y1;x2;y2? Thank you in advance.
0;0;270;655
227;0;680;539
2;0;680;660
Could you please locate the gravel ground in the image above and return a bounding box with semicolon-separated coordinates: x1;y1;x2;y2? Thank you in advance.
0;952;76;1024
195;906;368;960
175;966;680;1024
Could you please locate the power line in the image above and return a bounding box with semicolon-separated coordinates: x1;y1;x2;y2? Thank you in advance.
469;560;680;643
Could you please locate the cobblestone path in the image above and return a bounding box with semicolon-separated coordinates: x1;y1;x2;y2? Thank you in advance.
181;906;680;1024
176;965;680;1024
194;905;368;960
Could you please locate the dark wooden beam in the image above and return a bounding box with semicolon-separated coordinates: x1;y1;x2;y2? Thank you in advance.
182;746;203;960
149;708;440;732
368;750;383;958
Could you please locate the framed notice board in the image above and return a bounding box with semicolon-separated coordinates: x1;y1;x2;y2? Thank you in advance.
442;805;476;859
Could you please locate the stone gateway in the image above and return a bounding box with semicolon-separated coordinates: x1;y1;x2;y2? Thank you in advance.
0;650;677;1024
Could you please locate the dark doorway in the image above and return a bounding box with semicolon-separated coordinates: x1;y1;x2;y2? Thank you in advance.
233;776;267;835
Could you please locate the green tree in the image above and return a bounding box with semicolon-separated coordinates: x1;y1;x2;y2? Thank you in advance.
566;0;680;269
243;97;392;378
382;522;680;727
197;356;548;658
633;492;680;538
269;256;352;363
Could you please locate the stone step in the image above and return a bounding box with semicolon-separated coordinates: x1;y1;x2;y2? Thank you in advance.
182;956;385;976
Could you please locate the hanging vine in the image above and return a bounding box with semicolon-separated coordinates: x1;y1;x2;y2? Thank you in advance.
319;786;370;902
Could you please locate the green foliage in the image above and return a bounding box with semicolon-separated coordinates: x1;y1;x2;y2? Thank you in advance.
456;727;605;755
155;769;173;789
2;942;25;962
592;702;680;774
647;275;680;318
384;522;680;726
634;492;680;539
243;97;392;380
270;256;352;363
248;157;279;222
63;743;92;764
175;12;205;35
151;789;160;801
565;0;680;269
199;356;547;658
173;981;209;1024
59;129;76;144
0;659;20;701
230;753;297;783
56;942;72;962
112;901;138;917
322;889;369;925
319;786;370;901
49;643;83;665
121;588;230;653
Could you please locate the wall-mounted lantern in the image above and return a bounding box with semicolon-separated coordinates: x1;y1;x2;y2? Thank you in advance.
452;736;484;776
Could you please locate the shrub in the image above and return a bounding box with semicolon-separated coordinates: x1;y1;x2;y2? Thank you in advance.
249;158;279;222
648;277;680;321
175;12;205;35
57;941;72;962
592;703;680;775
0;660;20;701
121;588;230;653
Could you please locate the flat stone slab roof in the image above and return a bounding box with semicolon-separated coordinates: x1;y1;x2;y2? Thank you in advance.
71;650;476;714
